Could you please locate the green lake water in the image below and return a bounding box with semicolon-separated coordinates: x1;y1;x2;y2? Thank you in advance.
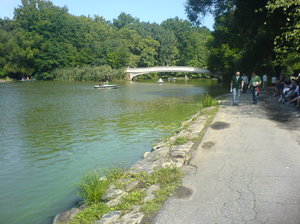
0;80;227;224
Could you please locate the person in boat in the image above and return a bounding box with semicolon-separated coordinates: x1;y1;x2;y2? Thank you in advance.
104;80;109;85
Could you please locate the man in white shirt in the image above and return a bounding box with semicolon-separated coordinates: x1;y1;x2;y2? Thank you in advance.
271;76;277;86
262;74;268;89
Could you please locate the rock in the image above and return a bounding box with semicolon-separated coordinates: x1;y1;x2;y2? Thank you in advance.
161;160;176;168
142;152;150;159
99;176;107;181
130;160;157;174
143;194;156;203
172;157;185;168
94;211;122;224
144;148;170;162
106;192;128;207
170;150;187;158
125;180;139;192
117;178;130;184
181;165;197;175
53;207;81;224
102;185;126;201
132;205;141;212
184;152;192;164
119;212;144;224
144;184;160;202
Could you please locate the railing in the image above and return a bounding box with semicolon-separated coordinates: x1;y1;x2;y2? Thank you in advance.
126;66;211;80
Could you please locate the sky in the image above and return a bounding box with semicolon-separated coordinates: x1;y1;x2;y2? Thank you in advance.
0;0;214;30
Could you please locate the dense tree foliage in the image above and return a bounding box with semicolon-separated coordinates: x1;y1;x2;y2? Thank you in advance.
0;0;212;80
266;0;300;72
186;0;300;75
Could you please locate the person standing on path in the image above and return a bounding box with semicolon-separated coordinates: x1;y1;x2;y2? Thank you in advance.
249;72;262;104
230;71;244;106
262;74;268;89
241;73;249;93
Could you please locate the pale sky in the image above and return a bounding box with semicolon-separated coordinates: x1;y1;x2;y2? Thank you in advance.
0;0;214;30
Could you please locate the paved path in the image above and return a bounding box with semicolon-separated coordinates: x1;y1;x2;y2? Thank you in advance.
154;91;300;224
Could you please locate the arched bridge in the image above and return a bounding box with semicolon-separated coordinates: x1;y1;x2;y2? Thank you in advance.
126;66;211;81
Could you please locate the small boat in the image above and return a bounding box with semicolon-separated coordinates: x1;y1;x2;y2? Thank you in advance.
157;78;164;84
94;84;118;89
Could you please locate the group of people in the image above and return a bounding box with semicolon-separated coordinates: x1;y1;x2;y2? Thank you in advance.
230;71;262;105
273;75;300;108
99;80;109;86
230;71;300;108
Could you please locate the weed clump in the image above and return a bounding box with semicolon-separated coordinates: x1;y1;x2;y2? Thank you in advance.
69;167;183;224
77;168;124;205
173;136;189;145
200;94;218;108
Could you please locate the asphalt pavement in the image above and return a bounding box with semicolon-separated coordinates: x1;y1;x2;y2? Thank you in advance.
154;90;300;224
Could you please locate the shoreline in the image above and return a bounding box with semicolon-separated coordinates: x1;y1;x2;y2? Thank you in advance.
0;77;14;83
53;102;221;224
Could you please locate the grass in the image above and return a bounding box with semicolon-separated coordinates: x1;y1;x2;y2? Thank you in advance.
67;203;111;224
141;167;183;215
199;94;218;108
116;190;146;210
77;168;124;205
160;122;182;143
191;105;219;146
173;136;189;145
66;167;183;224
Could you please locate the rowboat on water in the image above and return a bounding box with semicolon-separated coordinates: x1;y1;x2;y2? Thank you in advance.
94;84;118;89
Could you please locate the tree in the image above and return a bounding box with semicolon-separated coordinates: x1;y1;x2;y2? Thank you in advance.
0;28;41;78
266;0;300;71
186;0;287;74
0;0;214;80
113;13;139;29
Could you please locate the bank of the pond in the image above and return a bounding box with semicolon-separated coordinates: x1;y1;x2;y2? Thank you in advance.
53;98;220;224
0;77;14;82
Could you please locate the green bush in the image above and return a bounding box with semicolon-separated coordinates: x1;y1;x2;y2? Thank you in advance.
77;168;124;205
71;167;183;224
53;65;125;81
68;203;111;224
173;136;189;145
77;171;110;205
200;94;218;108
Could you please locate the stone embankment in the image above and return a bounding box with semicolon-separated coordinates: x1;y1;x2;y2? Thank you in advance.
53;106;219;224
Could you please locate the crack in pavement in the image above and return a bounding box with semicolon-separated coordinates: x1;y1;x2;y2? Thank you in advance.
245;172;262;224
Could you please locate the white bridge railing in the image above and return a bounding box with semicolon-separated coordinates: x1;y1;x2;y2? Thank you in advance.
126;66;211;80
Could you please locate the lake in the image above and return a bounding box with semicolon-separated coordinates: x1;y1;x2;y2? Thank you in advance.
0;80;227;224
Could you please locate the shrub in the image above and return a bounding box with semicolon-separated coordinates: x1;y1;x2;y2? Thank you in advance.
53;65;125;81
77;168;124;205
200;94;218;108
68;203;110;224
77;171;110;205
173;136;189;145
